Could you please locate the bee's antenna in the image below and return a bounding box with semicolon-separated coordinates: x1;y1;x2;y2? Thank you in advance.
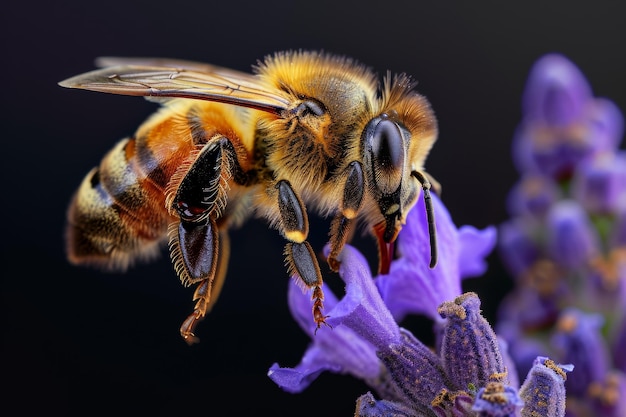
412;171;437;268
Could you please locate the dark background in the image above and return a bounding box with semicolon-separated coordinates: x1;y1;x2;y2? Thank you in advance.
2;1;625;415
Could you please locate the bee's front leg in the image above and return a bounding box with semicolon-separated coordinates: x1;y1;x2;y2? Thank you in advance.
327;161;365;271
276;180;329;331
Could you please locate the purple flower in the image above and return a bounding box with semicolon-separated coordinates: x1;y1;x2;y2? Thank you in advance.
431;389;475;417
270;234;571;416
506;174;562;219
267;193;501;414
572;151;626;215
497;53;626;417
518;356;573;417
472;382;524;417
512;54;622;180
376;193;496;322
267;260;383;393
587;370;626;417
323;244;402;347
378;328;450;414
497;220;542;280
438;293;507;391
521;54;591;126
551;308;610;397
355;392;417;417
546;200;600;269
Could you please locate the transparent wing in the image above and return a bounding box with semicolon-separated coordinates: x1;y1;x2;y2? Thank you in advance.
94;57;253;81
59;59;290;114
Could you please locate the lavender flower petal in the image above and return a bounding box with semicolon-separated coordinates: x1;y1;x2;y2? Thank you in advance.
431;389;475;417
587;370;626;417
458;225;497;279
378;328;449;415
497;219;542;279
551;308;610;397
268;268;382;392
267;348;340;393
324;244;402;348
377;194;495;322
506;174;561;218
438;292;507;391
512;54;616;179
519;356;573;417
472;381;524;417
572;151;626;215
521;54;591;126
355;391;420;417
546;200;600;269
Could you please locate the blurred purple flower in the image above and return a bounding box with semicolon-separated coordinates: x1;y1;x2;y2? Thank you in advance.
551;308;610;397
497;219;542;279
586;370;626;417
498;53;626;417
573;151;626;214
512;54;623;180
545;200;600;269
521;54;591;126
506;174;562;219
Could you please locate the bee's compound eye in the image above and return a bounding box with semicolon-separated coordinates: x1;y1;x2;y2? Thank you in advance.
369;119;404;172
365;118;405;195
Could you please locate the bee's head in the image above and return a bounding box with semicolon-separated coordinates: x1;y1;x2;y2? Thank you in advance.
361;84;438;271
362;113;413;242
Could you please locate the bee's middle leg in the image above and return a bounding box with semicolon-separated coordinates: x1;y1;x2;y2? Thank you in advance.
327;161;365;271
276;180;329;330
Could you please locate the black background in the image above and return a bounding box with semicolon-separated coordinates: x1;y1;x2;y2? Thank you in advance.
2;1;625;416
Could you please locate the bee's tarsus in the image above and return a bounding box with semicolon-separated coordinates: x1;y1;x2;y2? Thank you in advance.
180;310;203;345
312;286;330;334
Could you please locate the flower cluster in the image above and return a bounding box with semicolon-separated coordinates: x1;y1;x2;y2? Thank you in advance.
268;190;573;416
496;54;626;416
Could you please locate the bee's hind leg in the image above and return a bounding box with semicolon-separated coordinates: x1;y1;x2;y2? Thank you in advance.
170;218;219;344
169;136;239;344
178;229;230;344
276;180;329;331
179;278;211;345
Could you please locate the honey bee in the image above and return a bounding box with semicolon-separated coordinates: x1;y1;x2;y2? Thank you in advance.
60;50;439;344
